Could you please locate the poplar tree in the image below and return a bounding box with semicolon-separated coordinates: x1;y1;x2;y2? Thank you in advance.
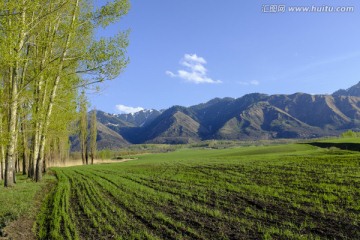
0;101;5;180
79;91;88;165
0;0;130;186
90;109;97;164
0;0;30;186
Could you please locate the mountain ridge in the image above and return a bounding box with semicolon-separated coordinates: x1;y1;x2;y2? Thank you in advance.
88;81;360;148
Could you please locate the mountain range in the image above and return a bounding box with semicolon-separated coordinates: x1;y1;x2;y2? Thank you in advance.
79;82;360;149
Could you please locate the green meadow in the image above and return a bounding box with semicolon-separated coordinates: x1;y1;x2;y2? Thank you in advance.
33;142;360;239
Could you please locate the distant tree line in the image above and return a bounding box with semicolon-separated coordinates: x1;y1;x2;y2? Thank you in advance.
340;130;360;138
0;0;129;187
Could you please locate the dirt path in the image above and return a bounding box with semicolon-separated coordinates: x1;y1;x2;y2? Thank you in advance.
1;178;56;240
2;216;36;240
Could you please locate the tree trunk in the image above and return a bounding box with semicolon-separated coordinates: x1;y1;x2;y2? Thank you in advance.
15;157;18;173
90;110;97;165
36;133;47;182
30;129;40;179
22;126;28;175
81;142;86;164
5;68;18;187
0;153;3;180
4;0;28;187
0;109;4;180
85;143;88;165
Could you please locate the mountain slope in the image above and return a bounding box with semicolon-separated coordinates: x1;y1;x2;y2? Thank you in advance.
190;94;269;137
116;109;162;127
144;111;203;144
71;121;129;151
96;122;129;149
120;106;207;144
268;93;354;129
85;82;360;147
216;101;323;139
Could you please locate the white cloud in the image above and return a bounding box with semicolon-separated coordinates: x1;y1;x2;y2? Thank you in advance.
183;53;206;64
116;104;144;114
166;54;221;84
238;80;260;86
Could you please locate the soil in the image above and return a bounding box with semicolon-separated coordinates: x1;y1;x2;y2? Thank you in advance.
1;177;55;240
1;215;36;240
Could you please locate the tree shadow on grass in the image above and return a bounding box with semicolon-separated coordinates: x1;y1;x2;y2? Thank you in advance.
307;142;360;152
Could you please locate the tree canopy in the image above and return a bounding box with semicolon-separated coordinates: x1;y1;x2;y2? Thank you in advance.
0;0;129;186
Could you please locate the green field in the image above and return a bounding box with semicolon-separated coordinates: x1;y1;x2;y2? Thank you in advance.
33;143;360;239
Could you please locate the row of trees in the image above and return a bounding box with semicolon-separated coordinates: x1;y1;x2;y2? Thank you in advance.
79;92;97;165
0;0;129;187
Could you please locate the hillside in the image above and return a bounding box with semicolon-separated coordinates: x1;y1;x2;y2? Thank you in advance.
71;119;129;151
81;82;360;147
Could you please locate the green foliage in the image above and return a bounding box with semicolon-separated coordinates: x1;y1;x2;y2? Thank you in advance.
341;130;360;138
0;0;130;184
97;149;114;160
37;143;360;239
84;31;129;82
91;0;130;28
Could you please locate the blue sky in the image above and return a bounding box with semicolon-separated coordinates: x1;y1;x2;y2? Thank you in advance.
90;0;360;113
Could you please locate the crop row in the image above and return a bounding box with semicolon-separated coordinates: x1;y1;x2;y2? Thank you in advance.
37;148;360;239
